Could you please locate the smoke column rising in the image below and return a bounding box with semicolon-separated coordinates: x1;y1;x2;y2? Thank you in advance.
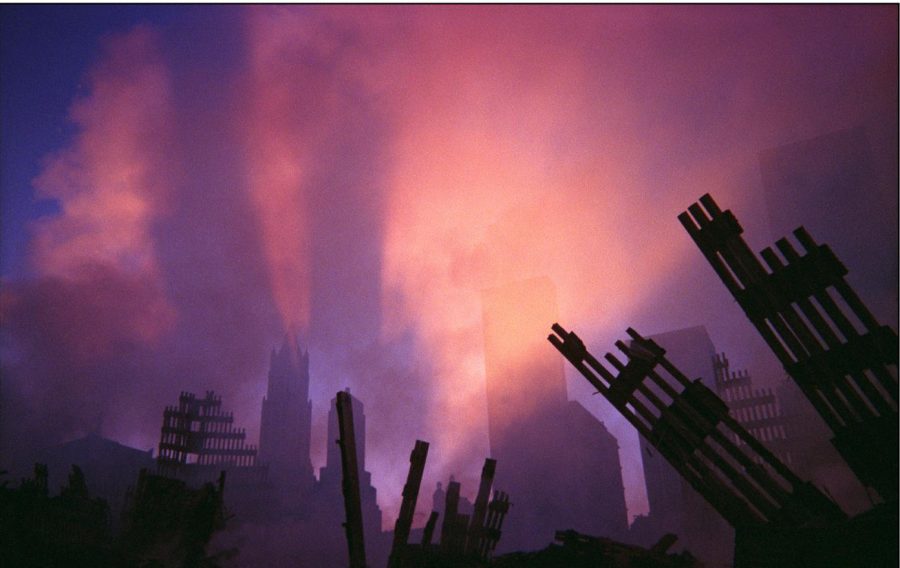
2;5;896;527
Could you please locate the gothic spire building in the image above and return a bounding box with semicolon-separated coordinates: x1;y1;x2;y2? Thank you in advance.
258;334;315;499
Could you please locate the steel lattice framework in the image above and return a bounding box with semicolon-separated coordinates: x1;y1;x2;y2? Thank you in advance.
679;194;898;500
549;324;844;528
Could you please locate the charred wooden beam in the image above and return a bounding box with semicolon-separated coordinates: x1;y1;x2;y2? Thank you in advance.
550;324;844;529
388;439;429;568
337;391;367;568
679;194;898;500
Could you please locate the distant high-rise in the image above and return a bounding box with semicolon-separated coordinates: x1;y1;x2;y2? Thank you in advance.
258;334;315;497
483;278;568;453
631;326;733;567
482;277;628;551
748;137;895;509
758;126;898;327
315;390;384;552
36;433;155;531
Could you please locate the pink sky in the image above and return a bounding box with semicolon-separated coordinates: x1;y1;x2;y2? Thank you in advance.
3;5;896;526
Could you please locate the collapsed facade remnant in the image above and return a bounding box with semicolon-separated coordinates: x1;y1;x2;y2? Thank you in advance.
337;390;368;568
549;192;898;567
713;353;792;465
478;489;510;560
421;511;439;546
679;194;898;501
548;324;844;528
155;390;268;523
758;126;897;328
440;480;463;553
157;390;263;479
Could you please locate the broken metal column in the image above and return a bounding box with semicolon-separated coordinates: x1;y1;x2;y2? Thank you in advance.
388;439;429;568
439;480;461;553
465;458;496;557
421;511;439;546
479;490;510;559
679;194;898;500
337;391;367;568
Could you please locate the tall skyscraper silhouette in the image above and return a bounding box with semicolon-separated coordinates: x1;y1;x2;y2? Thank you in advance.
630;326;733;567
258;334;315;501
758;126;897;327
309;390;386;563
482;277;628;551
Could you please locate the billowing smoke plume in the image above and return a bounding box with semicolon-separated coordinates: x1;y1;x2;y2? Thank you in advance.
2;6;896;527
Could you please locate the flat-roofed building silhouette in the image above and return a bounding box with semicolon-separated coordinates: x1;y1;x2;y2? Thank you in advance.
482;277;628;551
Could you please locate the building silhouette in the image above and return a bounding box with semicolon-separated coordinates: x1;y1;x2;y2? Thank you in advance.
258;334;315;505
629;326;733;567
318;390;382;532
758;126;897;327
431;477;474;524
481;276;628;551
757;128;893;513
306;389;388;565
35;432;155;531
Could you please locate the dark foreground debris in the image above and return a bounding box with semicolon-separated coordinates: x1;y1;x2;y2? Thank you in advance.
120;467;231;567
492;530;703;568
0;464;231;568
370;425;510;568
0;464;112;567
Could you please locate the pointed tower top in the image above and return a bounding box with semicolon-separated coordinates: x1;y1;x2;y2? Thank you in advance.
275;332;304;370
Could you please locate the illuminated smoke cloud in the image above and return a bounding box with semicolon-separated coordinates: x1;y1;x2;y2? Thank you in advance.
30;26;173;283
2;6;895;528
1;26;177;455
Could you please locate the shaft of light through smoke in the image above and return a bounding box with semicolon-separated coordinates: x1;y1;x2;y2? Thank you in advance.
4;5;896;530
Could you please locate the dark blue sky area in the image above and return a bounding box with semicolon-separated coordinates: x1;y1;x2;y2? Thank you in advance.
0;5;194;278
